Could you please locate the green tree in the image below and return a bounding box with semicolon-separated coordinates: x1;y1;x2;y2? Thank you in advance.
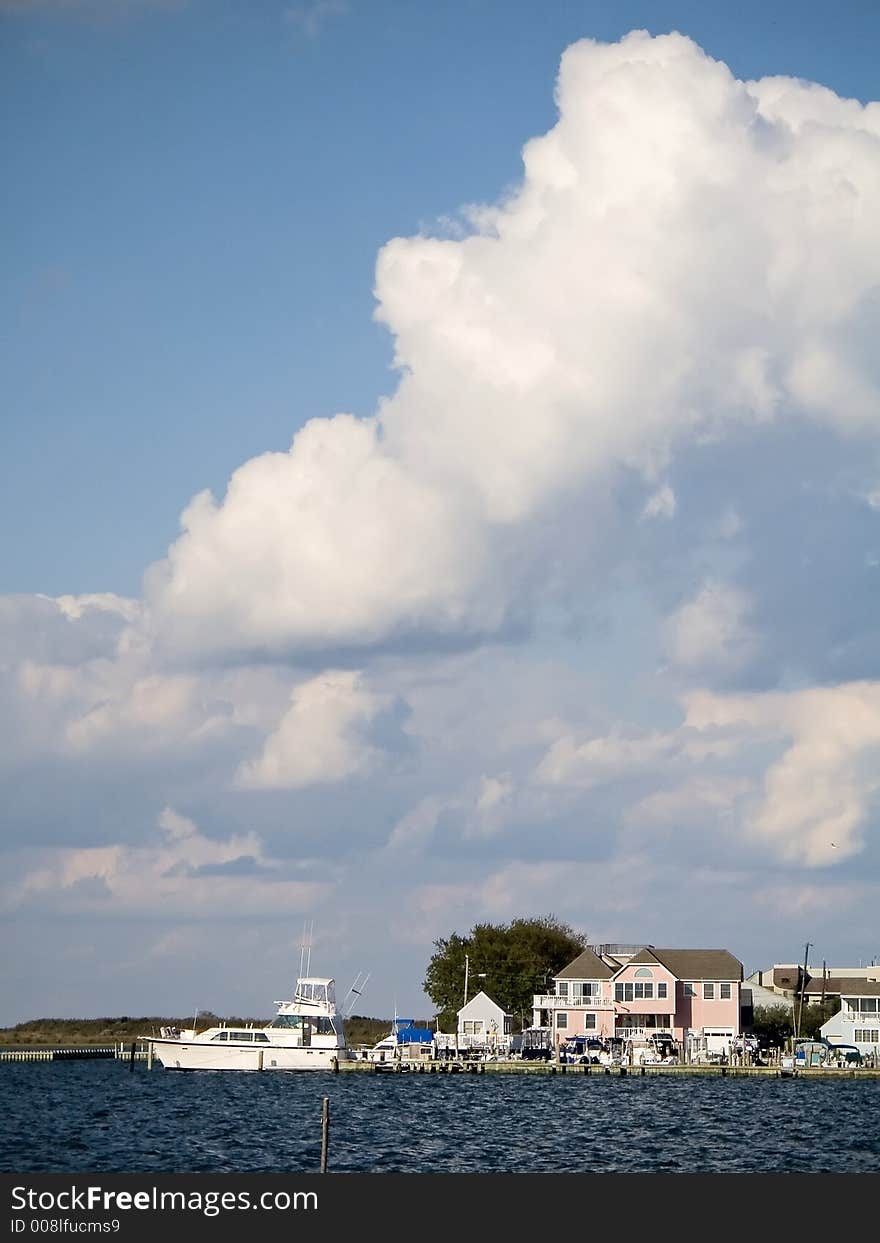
749;1004;794;1047
423;915;586;1031
796;999;839;1039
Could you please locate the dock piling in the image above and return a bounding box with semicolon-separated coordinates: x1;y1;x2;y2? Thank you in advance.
320;1097;330;1174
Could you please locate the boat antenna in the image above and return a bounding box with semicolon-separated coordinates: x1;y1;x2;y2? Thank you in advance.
192;1007;199;1035
298;919;315;978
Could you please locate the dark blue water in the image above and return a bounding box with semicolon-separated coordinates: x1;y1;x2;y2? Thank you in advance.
2;1062;878;1173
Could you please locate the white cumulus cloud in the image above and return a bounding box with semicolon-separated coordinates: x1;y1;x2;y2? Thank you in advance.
236;669;389;789
664;580;757;673
142;30;880;661
7;806;328;919
685;682;880;865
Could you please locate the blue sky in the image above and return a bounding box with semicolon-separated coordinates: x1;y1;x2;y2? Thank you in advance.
2;0;880;1024
5;0;880;595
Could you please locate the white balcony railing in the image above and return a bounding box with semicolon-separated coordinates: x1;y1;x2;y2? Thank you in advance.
533;994;612;1009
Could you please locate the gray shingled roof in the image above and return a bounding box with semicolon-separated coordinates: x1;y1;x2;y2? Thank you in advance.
555;947;616;980
627;948;743;981
804;978;880;997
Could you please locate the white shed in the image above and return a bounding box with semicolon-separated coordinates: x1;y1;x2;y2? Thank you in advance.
456;991;513;1051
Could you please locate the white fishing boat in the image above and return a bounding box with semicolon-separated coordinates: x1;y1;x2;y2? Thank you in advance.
145;953;368;1072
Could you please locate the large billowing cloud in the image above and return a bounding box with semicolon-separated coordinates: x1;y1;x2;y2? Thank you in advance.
143;30;880;660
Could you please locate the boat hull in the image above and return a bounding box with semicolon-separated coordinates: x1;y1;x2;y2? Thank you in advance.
150;1039;353;1072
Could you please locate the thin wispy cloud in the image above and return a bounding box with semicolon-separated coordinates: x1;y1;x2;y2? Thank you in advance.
284;0;349;39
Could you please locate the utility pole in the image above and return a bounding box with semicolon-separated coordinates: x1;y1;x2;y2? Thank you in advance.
463;954;469;1008
794;941;812;1043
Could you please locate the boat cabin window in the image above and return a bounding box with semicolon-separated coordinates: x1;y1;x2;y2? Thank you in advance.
253;1032;269;1042
211;1032;228;1042
271;1015;338;1035
272;1014;304;1029
294;981;335;1006
229;1031;253;1042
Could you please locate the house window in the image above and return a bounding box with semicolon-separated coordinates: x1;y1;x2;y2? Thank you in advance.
557;982;569;999
683;983;696;997
615;983;635;1002
634;968;653;979
657;983;668;999
703;983;715;1000
720;983;732;1000
634;983;654;999
584;1014;596;1029
854;1029;879;1043
557;1013;568;1029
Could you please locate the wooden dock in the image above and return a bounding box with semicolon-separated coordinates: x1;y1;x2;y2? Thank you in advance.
0;1044;149;1063
3;1046;877;1077
335;1058;880;1079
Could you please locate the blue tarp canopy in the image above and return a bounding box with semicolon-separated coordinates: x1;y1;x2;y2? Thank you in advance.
394;1024;434;1043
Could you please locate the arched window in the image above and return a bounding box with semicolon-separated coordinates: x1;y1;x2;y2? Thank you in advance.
634;968;654;979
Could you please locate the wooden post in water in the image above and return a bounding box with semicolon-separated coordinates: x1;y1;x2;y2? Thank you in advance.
147;1042;153;1071
128;1041;136;1072
320;1097;330;1174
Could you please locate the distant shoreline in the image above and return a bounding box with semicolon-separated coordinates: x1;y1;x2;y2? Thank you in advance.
0;1014;396;1047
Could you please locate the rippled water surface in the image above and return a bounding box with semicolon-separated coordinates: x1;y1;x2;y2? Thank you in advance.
2;1062;879;1173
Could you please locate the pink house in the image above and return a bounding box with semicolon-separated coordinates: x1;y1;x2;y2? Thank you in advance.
532;944;743;1056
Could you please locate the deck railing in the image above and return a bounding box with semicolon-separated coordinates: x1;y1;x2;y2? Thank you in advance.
533;994;611;1009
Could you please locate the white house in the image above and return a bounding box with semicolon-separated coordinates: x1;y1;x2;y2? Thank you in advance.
820;980;880;1058
455;991;513;1052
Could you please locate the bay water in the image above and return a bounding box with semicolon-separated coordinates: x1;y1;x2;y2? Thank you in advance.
2;1061;878;1174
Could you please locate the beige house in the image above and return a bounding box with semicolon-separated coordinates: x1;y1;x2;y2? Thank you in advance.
748;963;880;1008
